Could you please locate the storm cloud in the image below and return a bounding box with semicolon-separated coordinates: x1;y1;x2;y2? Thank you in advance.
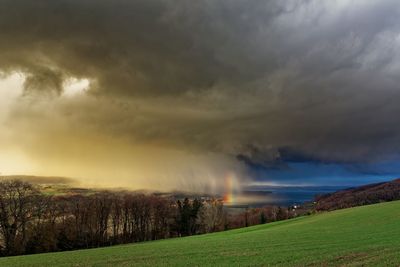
1;0;400;189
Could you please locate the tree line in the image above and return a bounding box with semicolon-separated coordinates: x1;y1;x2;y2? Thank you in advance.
0;180;302;256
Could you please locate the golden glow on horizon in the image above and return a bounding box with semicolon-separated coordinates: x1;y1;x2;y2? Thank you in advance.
0;73;247;192
0;74;35;175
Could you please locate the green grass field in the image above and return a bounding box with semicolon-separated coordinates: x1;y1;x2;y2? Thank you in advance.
2;201;400;267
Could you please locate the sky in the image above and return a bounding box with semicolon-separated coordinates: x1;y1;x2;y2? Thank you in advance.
1;0;400;192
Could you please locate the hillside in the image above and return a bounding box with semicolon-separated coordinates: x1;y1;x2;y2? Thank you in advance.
315;178;400;211
0;175;76;185
1;201;400;266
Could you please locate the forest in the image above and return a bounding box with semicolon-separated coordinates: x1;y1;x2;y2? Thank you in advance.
0;180;297;256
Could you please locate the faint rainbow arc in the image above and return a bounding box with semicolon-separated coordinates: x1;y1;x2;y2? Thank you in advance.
223;173;235;204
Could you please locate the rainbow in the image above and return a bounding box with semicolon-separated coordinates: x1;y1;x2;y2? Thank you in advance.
223;173;235;204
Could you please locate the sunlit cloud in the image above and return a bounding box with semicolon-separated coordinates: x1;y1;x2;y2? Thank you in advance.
62;78;90;97
1;0;400;190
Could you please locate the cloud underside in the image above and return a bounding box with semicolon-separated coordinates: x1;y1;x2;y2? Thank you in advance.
1;0;400;188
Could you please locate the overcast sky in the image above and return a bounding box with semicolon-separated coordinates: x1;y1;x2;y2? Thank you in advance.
1;0;400;191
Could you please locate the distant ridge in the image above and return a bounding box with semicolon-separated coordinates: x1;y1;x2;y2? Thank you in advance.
315;178;400;211
0;175;76;185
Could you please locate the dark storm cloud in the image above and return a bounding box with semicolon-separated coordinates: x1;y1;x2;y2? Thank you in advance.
2;0;400;173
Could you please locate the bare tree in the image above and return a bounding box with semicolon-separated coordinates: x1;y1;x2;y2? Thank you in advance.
0;180;41;255
198;199;224;233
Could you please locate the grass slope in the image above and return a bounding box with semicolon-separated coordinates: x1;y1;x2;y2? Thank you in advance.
2;201;400;267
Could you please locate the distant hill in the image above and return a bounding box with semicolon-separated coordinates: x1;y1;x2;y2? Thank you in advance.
0;175;218;198
0;175;76;185
315;178;400;211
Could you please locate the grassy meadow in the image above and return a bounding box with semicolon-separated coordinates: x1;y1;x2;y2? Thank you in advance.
1;201;400;266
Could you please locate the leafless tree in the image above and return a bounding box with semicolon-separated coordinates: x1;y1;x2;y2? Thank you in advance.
0;180;41;255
